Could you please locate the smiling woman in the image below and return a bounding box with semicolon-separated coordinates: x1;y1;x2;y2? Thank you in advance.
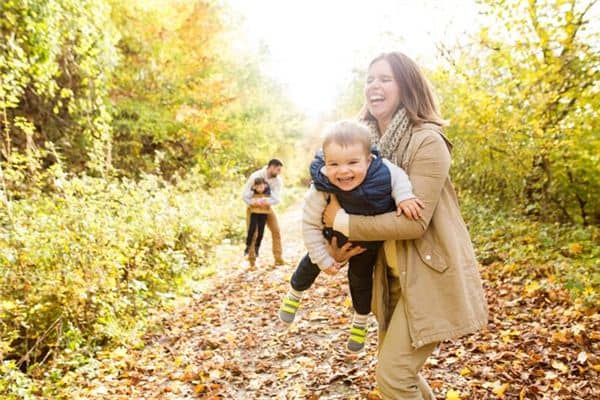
322;51;488;399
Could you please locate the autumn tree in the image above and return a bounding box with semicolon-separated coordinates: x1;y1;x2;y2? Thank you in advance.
109;0;303;182
0;0;118;186
433;0;599;225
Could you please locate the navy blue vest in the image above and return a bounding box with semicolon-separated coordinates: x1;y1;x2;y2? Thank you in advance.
310;149;395;249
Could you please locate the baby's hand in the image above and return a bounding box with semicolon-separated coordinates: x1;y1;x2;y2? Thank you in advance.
396;198;425;220
323;261;343;276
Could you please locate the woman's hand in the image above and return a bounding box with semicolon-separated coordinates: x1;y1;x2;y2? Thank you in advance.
323;194;342;227
325;236;366;263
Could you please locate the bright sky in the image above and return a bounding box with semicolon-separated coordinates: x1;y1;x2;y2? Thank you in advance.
227;0;479;117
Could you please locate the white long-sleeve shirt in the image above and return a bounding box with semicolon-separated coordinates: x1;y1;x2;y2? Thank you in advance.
303;158;414;270
242;167;283;206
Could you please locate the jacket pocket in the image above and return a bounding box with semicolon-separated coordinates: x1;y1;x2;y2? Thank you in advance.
415;237;449;273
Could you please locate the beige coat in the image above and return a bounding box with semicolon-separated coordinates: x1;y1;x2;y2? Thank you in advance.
346;123;488;348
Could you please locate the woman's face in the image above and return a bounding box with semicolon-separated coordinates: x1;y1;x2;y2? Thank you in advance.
364;59;402;125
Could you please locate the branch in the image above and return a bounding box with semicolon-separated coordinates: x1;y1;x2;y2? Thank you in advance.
527;0;553;63
560;0;599;56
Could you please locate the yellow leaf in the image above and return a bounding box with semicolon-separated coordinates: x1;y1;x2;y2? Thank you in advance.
459;367;471;376
571;323;585;335
553;381;562;390
493;382;509;397
552;330;568;343
524;280;539;294
446;389;461;400
193;384;206;394
552;360;568;373
568;243;582;254
343;297;353;308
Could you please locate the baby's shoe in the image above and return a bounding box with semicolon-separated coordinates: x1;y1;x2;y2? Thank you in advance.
279;293;301;324
347;323;367;352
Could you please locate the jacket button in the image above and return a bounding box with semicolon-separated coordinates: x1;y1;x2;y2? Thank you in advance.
425;255;432;261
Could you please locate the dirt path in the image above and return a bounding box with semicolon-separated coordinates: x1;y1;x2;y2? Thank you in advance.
72;203;599;399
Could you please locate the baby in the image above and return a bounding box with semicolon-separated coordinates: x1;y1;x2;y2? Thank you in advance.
279;120;422;352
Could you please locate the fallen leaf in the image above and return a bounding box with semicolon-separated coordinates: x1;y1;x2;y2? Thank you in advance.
446;388;461;400
551;360;568;373
492;382;509;397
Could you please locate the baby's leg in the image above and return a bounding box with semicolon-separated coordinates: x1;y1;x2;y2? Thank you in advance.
279;254;321;324
290;253;321;292
347;247;379;315
346;246;379;352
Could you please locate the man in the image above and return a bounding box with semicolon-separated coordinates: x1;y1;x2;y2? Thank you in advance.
242;159;285;266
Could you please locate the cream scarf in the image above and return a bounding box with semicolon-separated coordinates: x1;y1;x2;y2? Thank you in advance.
363;107;412;169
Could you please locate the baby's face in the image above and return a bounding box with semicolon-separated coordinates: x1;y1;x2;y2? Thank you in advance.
323;142;371;191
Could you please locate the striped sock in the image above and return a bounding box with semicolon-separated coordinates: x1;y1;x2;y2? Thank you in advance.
279;287;303;324
352;312;368;327
288;287;303;301
347;312;369;352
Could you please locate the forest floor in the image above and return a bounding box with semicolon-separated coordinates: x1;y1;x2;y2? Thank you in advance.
70;203;599;399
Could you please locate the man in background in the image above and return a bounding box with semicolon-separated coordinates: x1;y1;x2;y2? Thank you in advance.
242;159;285;266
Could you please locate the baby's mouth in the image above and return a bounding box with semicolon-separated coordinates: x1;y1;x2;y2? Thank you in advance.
337;176;354;184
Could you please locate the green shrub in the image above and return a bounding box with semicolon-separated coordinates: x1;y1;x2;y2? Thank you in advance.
0;173;244;379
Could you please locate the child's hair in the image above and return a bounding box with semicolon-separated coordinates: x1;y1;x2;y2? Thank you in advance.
253;177;267;186
322;120;372;156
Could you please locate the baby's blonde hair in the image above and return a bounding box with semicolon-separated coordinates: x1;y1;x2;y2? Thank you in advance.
322;120;372;156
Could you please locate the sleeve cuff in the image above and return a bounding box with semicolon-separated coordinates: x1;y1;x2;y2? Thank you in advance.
333;209;350;237
317;256;335;270
395;191;416;203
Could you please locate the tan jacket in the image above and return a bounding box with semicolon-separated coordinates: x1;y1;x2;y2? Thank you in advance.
249;193;272;214
343;123;488;348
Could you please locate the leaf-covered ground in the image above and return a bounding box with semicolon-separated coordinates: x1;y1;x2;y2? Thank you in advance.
71;204;599;399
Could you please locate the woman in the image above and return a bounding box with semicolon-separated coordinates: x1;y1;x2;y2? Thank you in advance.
323;52;488;399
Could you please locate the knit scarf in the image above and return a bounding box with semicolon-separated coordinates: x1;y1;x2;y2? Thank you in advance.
363;107;412;169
